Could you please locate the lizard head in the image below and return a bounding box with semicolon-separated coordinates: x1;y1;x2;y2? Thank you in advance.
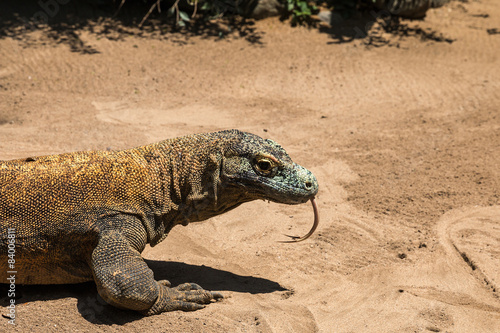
220;131;318;205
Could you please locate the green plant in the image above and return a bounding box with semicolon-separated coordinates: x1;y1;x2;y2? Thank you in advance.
284;0;318;25
138;0;196;27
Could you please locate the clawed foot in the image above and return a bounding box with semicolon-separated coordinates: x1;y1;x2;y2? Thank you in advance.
143;280;223;315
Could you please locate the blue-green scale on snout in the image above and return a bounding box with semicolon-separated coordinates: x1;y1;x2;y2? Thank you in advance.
221;133;318;205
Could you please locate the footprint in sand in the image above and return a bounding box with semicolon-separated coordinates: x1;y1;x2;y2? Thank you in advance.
437;206;500;297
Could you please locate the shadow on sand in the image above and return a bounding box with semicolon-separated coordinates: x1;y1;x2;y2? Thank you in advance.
0;0;264;54
0;260;286;325
318;9;455;47
0;0;456;53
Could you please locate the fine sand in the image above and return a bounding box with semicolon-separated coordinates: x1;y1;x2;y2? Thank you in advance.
1;0;499;331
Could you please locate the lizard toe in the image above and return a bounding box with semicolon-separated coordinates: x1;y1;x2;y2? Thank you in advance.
181;289;218;304
172;283;223;302
173;300;206;312
158;279;172;287
174;282;203;291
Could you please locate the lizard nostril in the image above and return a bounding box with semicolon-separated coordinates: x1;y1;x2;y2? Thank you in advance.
305;181;313;190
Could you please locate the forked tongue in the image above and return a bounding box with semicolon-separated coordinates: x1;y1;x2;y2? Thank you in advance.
280;197;319;243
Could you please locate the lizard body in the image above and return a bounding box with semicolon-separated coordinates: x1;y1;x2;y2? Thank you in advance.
0;129;318;314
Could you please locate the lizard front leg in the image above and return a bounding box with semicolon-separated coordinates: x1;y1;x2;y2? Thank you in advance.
90;229;222;315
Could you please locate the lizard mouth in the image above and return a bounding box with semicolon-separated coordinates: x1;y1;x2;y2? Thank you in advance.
222;174;317;204
258;178;318;204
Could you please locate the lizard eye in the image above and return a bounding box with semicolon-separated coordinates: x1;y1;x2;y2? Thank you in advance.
258;160;272;172
253;156;278;176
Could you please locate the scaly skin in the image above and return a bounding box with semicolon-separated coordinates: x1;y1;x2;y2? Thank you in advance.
0;129;318;315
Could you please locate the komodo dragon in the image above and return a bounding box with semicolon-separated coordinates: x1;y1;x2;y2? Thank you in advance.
0;129;318;315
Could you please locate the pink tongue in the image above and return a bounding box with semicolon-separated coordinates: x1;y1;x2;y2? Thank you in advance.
281;197;319;243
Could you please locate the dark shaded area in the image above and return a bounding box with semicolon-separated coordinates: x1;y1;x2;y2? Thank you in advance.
0;260;285;324
0;281;142;325
0;0;457;50
379;16;455;44
145;259;287;294
320;10;455;46
459;251;477;271
0;0;263;54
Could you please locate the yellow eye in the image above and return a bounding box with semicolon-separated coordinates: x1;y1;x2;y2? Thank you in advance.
254;156;278;175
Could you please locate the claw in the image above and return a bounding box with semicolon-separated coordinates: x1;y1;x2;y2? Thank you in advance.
280;197;319;243
158;279;172;287
210;291;224;300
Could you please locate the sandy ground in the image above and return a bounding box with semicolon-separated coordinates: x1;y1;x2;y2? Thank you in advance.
1;0;499;331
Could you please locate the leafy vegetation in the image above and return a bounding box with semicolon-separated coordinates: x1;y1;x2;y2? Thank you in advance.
106;0;375;28
282;0;318;26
